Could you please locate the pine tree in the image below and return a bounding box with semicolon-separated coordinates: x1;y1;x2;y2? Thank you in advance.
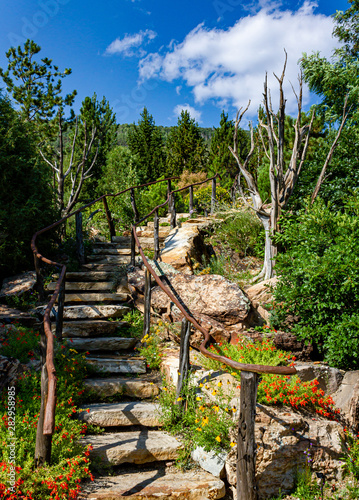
166;110;208;176
127;107;166;183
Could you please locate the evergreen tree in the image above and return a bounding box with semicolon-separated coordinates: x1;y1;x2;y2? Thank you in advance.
166;110;208;176
127;107;165;184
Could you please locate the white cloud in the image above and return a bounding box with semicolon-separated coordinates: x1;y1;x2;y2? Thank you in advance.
175;85;182;95
106;29;157;57
138;1;339;117
174;104;202;123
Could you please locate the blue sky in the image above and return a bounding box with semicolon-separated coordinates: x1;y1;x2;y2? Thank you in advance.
0;0;350;127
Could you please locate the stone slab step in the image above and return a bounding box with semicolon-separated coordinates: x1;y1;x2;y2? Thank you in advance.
111;236;132;245
61;292;129;304
54;320;127;338
62;305;130;320
87;255;131;264
84;375;160;399
92;248;132;255
86;356;146;374
65;337;137;351
78;401;161;427
81;430;182;465
82;263;133;272
52;272;117;282
79;467;225;499
47;282;118;292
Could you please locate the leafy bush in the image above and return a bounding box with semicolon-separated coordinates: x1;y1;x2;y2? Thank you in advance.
272;199;359;369
1;323;40;363
0;340;99;499
185;185;230;213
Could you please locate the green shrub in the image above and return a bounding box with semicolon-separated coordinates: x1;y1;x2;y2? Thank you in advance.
185;185;231;213
272;199;359;369
1;323;40;363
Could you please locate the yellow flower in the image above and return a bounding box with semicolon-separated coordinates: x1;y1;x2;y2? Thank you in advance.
205;385;209;390
212;390;217;396
198;383;204;388
217;381;222;387
230;442;236;447
231;372;237;376
195;418;199;423
150;382;154;385
199;405;205;411
215;435;221;442
194;356;197;360
69;349;78;354
163;387;168;392
202;417;209;426
196;427;202;432
227;380;231;385
224;408;228;412
196;397;202;401
177;371;181;375
212;405;219;412
177;397;183;402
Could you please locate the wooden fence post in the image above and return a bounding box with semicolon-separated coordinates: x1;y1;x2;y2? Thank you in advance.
211;177;217;215
35;324;52;466
130;228;136;267
34;254;46;301
55;277;65;342
154;209;160;261
130;188;139;223
102;196;116;240
189;186;194;214
237;371;259;500
170;193;177;229
76;212;85;266
176;318;191;401
143;268;151;337
130;189;139;267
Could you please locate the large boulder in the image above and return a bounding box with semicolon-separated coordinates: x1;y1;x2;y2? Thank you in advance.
245;277;277;325
151;274;251;343
332;370;359;433
225;405;345;499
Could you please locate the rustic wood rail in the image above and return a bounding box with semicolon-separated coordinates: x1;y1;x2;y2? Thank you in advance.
32;173;296;498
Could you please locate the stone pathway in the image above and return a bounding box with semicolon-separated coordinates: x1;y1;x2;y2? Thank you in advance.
43;219;226;499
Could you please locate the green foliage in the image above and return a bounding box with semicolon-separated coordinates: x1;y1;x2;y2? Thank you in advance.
185;185;230;213
138;329;163;369
1;323;40;363
273;200;359;369
0;94;56;278
342;429;359;484
293;466;321;500
334;0;359;58
0;340;98;499
0;39;76;125
121;310;144;339
127;107;166;184
166;110;208;176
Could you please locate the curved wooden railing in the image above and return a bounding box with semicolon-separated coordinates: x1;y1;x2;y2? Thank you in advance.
31;173;296;468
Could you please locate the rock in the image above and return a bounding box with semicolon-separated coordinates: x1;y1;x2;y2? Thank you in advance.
78;401;161;427
81;430;182;465
64;337;137;351
160;225;212;273
85;356;146;374
0;355;25;393
33;305;131;320
245;329;315;361
84;375;160;399
151;274;251;327
0;305;37;327
62;292;129;303
0;271;36;297
332;370;359;433
245;277;277;325
55;320;128;338
47;281;121;292
191;446;227;478
225;405;345;499
79;467;226;499
294;362;344;394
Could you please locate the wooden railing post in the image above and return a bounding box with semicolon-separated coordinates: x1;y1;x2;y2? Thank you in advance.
76;212;85;266
189;186;194;213
237;371;259;500
211;177;217;215
170;192;177;229
130;228;136;267
131;189;139;267
130;188;139;223
176;318;191;401
35;323;52;467
55;277;65;342
102;196;116;240
154;209;160;261
34;255;46;301
143;268;151;337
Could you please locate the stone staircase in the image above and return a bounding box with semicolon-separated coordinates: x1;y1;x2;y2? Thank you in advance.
45;219;226;499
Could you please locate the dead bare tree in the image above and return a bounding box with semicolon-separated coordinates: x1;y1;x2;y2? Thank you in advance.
230;52;315;280
40;109;98;218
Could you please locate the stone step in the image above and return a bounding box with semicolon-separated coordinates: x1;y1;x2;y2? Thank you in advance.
82;263;135;272
47;282;118;292
62;305;130;320
136;229;171;238
92;248;132;256
55;320;127;338
84;375;160;399
81;430;182;465
93;241;131;248
53;271;117;282
111;236;132;245
86;356;146;374
61;292;129;304
65;337;137;351
87;255;131;264
79;467;225;499
78;401;161;427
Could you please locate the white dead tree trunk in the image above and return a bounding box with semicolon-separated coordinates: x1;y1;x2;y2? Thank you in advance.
230;52;314;280
40;110;98;217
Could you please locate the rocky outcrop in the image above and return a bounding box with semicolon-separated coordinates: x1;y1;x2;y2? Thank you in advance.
245;277;277;324
225;405;345;499
0;271;36;297
332;370;359;433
